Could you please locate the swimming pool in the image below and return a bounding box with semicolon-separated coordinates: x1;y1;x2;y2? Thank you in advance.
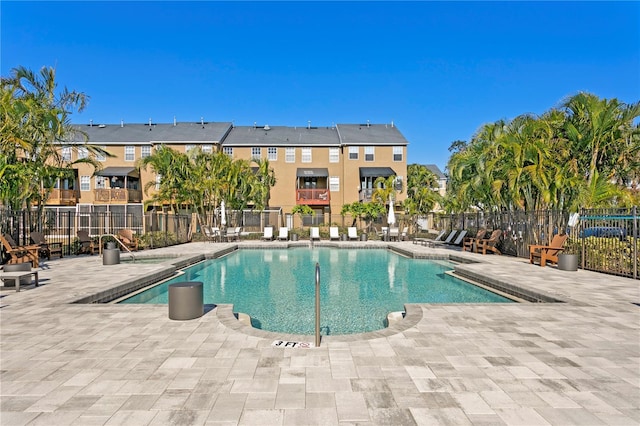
120;248;513;334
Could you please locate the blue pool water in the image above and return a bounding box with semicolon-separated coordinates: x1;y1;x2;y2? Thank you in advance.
120;248;512;335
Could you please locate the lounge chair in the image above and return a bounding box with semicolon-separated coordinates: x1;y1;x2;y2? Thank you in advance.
476;229;502;255
310;227;320;241
399;227;409;241
462;229;487;252
530;234;568;267
262;226;274;241
347;227;358;240
413;229;446;246
76;230;96;255
433;230;458;245
117;229;139;251
30;231;63;260
329;227;340;241
278;227;289;241
1;234;39;267
448;230;468;246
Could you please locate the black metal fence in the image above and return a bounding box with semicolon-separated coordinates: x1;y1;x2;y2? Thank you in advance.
435;207;638;279
0;209;192;261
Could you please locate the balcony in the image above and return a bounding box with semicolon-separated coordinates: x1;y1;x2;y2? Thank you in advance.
359;189;374;203
94;188;142;204
46;189;80;205
296;189;330;206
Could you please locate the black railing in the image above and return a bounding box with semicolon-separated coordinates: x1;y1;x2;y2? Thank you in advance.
0;209;192;260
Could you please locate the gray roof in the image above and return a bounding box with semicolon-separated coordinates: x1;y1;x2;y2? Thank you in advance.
424;164;446;179
96;167;139;177
359;167;396;177
336;124;408;146
72;122;233;144
222;125;340;147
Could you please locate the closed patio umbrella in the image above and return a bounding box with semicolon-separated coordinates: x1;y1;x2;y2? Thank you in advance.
220;200;227;227
387;196;396;226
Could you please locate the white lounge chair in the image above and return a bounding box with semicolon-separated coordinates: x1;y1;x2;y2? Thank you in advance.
347;227;358;240
310;227;320;241
329;227;340;241
262;226;274;241
450;230;468;246
226;227;241;242
278;227;289;241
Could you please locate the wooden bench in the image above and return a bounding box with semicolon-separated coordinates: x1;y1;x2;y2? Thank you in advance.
0;269;39;292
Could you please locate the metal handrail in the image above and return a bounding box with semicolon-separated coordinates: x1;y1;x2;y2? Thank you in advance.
98;234;136;262
315;262;320;347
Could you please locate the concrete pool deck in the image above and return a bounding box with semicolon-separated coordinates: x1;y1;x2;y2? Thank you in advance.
1;241;638;425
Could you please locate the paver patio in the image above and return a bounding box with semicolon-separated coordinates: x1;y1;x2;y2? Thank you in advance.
1;241;638;425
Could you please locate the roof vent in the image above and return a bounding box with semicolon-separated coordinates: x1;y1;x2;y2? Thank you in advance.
121;119;124;128
89;119;93;127
264;125;270;131
367;120;370;128
173;116;177;126
307;120;311;129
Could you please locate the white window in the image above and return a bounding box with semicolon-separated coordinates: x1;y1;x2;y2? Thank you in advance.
80;176;90;191
268;147;277;161
393;146;403;162
223;147;233;157
285;147;295;163
96;146;106;162
95;176;106;189
348;146;358;160
202;144;212;153
61;147;71;162
301;148;312;163
77;147;88;160
185;144;195;153
364;146;374;162
155;175;162;190
125;145;135;161
141;146;151;158
329;148;339;163
329;176;340;192
251;147;261;160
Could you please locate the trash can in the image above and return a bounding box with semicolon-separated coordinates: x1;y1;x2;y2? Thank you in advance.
360;233;368;241
169;281;204;320
557;254;579;271
291;233;299;242
341;234;348;241
103;248;120;265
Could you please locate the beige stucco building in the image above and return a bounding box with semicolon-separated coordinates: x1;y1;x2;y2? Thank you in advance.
51;120;409;220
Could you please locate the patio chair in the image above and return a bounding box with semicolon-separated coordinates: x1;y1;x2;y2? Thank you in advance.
1;234;39;267
76;230;96;255
278;227;289;241
262;226;274;241
310;227;320;241
30;231;63;260
202;225;219;243
462;229;487;252
389;227;400;241
475;229;502;255
530;233;568;267
117;229;139;251
399;227;409;241
226;227;241;242
376;227;389;239
347;227;358;240
329;227;340;241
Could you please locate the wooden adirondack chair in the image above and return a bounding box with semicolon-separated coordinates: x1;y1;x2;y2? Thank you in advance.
529;234;569;267
475;229;502;255
1;234;39;267
462;229;487;252
117;229;139;251
30;231;63;260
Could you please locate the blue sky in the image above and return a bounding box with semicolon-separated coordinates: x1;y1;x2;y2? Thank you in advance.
2;1;639;171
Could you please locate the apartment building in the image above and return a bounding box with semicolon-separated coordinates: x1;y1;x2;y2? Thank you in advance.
54;120;408;219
